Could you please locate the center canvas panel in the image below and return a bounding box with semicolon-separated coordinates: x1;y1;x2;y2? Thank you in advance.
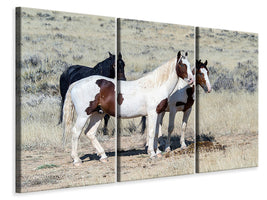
117;18;195;181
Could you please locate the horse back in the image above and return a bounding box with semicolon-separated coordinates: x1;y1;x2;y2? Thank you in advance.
67;65;94;84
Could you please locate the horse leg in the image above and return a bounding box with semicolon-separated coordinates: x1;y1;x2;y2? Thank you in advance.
103;114;110;135
180;108;192;149
141;116;146;134
146;113;164;152
165;107;176;152
147;111;160;158
85;113;108;162
71;116;88;166
157;112;165;150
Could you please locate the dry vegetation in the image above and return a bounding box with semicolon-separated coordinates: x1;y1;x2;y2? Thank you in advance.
17;8;116;147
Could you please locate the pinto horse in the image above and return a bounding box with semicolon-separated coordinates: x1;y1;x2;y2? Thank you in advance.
63;51;193;165
156;59;211;152
59;52;126;129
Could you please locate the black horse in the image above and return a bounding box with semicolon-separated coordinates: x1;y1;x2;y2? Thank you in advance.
59;52;126;133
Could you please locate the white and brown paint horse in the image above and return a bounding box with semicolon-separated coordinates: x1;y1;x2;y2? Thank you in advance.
63;51;193;165
157;59;211;152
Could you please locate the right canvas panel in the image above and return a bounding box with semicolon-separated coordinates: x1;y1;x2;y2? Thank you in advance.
196;27;258;172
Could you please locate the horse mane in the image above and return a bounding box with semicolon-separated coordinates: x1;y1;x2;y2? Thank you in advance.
138;57;177;88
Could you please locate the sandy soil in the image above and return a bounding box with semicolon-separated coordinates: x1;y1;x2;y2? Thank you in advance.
17;132;194;192
17;137;116;193
16;130;257;192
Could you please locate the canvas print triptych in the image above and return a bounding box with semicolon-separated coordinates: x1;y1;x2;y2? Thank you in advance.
16;7;258;192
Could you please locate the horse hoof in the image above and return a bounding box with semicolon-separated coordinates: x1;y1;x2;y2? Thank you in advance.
156;153;163;158
181;145;187;150
149;151;157;158
100;157;108;163
165;147;171;152
147;156;156;162
73;161;82;167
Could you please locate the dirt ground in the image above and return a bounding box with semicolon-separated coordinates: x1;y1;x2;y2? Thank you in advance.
16;130;257;192
16;136;116;193
17;132;194;192
197;132;258;172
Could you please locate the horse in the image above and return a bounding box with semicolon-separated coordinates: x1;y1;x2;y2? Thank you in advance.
155;59;211;152
58;52;126;131
62;51;193;166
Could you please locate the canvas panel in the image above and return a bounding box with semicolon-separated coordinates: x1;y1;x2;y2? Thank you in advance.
117;18;195;182
16;7;116;192
195;27;258;173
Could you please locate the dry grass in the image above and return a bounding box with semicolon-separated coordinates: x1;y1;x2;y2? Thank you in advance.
197;28;258;70
197;91;258;135
118;19;194;80
19;94;116;150
17;7;116;149
18;7;115;96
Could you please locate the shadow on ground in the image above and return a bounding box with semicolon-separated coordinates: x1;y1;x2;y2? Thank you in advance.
80;134;216;160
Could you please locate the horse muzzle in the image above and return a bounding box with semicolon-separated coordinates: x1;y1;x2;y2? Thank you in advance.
186;76;194;85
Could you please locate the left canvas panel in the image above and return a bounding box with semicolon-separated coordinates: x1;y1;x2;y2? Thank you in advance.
16;7;116;192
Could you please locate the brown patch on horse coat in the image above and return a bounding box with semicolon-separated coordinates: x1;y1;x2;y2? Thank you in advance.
85;93;101;115
176;86;195;112
156;98;168;114
117;93;124;105
85;79;116;117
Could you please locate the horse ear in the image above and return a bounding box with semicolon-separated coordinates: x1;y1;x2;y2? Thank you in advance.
185;52;188;57
177;51;181;60
108;52;112;57
204;60;208;65
118;52;122;59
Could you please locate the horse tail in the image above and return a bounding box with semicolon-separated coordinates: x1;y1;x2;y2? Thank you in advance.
58;97;64;125
58;72;70;125
140;116;146;134
62;85;75;147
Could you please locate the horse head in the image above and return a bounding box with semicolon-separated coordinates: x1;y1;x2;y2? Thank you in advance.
117;52;126;80
196;59;212;93
176;51;194;85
